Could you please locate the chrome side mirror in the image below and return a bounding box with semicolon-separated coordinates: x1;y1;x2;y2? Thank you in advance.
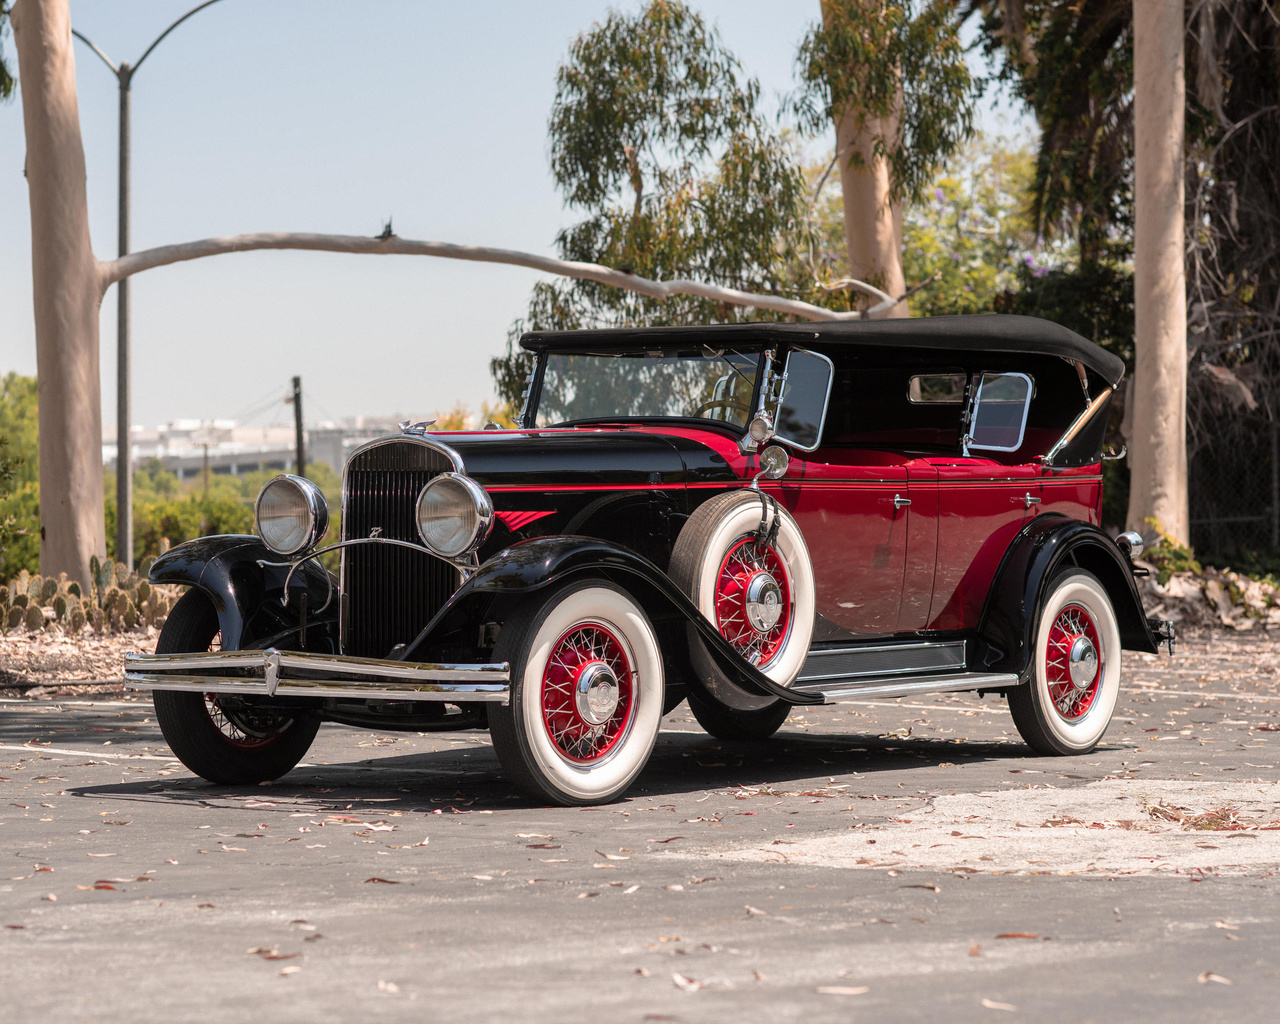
739;410;775;453
752;445;789;489
1115;531;1145;560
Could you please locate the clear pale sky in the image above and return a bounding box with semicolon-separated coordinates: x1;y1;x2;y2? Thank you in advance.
0;1;1027;430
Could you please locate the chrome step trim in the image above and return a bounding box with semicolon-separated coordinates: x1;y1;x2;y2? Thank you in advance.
124;649;509;704
797;640;965;684
793;670;1019;703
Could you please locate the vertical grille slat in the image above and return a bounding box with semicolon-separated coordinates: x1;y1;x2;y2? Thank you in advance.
341;440;456;659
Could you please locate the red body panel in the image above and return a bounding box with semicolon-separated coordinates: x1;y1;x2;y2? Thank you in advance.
789;449;910;635
460;424;1104;641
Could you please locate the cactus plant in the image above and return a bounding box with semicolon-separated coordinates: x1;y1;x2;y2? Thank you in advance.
24;604;44;631
6;606;21;630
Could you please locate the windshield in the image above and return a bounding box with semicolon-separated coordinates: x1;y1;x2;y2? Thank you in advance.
533;350;761;428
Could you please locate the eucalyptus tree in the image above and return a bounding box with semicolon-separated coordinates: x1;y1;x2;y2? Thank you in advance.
794;0;980;315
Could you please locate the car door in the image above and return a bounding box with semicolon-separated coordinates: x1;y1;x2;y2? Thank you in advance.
927;371;1039;631
774;347;909;637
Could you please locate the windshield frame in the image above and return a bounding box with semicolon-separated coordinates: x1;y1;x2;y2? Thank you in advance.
521;346;769;431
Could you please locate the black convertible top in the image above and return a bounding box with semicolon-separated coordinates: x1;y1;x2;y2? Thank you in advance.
521;314;1126;387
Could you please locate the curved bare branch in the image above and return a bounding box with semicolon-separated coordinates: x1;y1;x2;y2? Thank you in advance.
96;231;901;321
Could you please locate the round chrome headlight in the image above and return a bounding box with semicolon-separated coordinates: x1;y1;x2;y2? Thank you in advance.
415;473;493;559
254;475;328;556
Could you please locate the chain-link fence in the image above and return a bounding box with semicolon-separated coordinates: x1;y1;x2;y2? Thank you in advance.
1189;414;1280;565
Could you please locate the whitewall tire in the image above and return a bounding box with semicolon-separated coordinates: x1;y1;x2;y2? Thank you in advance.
670;490;815;712
1009;570;1122;755
488;580;664;805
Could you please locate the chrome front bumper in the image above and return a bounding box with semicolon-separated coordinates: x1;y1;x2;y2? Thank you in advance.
124;649;510;703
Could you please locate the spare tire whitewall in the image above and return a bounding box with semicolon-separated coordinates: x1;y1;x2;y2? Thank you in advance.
489;580;665;805
670;490;816;711
1009;570;1122;755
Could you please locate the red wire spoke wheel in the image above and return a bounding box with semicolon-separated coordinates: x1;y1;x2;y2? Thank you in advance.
540;622;636;765
1009;570;1121;756
489;580;665;805
713;537;792;668
1043;603;1102;722
202;695;296;751
669;491;816;718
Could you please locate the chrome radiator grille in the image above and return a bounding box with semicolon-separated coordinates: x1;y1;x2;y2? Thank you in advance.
341;439;458;659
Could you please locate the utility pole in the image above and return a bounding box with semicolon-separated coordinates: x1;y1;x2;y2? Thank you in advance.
291;376;306;477
72;0;226;570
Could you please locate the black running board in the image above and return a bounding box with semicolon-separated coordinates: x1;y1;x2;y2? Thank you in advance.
791;670;1020;704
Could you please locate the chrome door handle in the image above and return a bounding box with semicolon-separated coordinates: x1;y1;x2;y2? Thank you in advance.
893;494;911;509
1024;492;1042;509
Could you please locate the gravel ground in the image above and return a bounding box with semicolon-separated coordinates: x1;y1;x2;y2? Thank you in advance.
0;630;1278;1022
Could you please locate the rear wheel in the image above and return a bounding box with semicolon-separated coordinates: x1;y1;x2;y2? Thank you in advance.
1008;570;1121;755
152;589;320;785
488;580;664;805
686;687;790;741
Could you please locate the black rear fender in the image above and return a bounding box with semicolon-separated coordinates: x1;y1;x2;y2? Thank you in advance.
977;515;1160;678
400;536;821;706
147;535;338;652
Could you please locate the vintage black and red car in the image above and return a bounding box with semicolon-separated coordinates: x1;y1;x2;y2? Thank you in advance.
125;314;1174;805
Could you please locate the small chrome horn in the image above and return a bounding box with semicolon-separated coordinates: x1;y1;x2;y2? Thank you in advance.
1115;531;1145;560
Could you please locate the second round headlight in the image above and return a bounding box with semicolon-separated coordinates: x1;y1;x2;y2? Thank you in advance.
415;473;493;559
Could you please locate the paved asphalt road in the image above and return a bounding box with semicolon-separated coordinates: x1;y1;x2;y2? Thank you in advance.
2;632;1278;1023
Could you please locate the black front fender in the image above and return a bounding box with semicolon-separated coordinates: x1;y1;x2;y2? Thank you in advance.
402;535;821;706
977;515;1161;678
148;535;338;652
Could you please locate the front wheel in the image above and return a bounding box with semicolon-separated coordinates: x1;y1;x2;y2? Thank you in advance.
488;580;664;805
1008;570;1121;756
152;589;320;785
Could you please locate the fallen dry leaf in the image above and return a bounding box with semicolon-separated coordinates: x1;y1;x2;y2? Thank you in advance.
279;965;300;976
817;986;869;996
648;837;685;844
363;877;400;884
1213;920;1239;930
622;884;640;894
672;973;705;992
1197;972;1232;985
981;998;1017;1011
377;980;400;993
595;851;629;860
745;905;768;916
902;884;940;892
995;932;1039;939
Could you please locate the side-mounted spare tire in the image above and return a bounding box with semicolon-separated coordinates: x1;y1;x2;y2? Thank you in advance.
669;489;816;733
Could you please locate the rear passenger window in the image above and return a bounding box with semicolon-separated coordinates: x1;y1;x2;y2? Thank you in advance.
908;373;966;404
969;372;1033;452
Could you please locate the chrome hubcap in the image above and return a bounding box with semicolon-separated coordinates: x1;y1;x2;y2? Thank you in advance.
574;661;620;726
1068;636;1098;691
744;571;783;633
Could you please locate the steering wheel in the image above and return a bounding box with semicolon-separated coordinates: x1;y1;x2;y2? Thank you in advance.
690;398;748;419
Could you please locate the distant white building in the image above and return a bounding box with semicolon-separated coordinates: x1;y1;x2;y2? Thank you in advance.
103;416;431;479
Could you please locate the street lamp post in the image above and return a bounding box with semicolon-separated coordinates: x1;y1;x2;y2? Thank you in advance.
73;0;225;570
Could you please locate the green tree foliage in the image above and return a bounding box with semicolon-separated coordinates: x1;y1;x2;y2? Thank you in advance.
0;3;14;102
967;1;1134;264
793;0;982;203
0;374;37;577
492;0;810;407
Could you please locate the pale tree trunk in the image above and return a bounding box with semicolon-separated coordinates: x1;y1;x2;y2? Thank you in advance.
823;2;908;319
1127;0;1189;544
12;0;105;588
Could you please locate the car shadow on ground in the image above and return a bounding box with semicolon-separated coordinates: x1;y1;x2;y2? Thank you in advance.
53;727;1064;817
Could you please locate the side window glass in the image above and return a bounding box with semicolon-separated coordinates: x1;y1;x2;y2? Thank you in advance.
908;373;966;404
774;347;834;451
969;372;1033;452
